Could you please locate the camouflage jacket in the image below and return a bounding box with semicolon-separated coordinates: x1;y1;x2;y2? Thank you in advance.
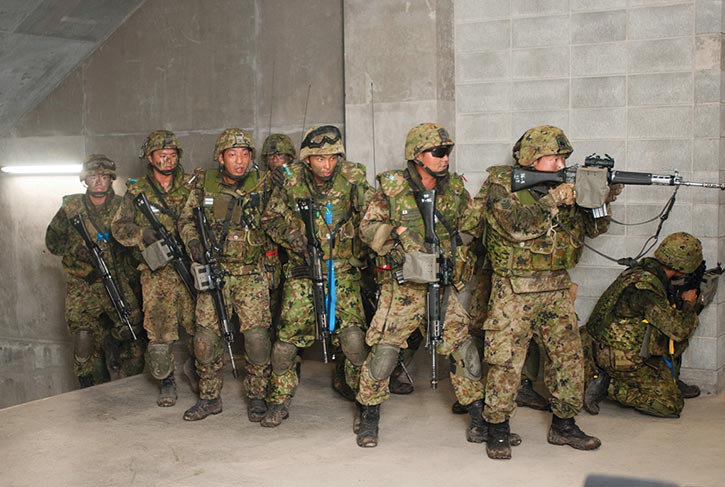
482;165;609;292
111;166;194;269
587;257;699;360
261;160;372;273
46;191;134;280
178;168;278;274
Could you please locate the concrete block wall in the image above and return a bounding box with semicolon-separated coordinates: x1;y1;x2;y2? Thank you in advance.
455;0;725;392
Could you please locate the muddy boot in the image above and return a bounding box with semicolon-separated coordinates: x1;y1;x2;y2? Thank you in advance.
451;400;467;415
677;379;701;399
332;360;356;402
583;366;610;415
466;400;487;443
78;375;94;389
516;378;549;410
353;401;364;434
486;420;512;460
389;373;414;395
183;358;200;394
356;404;380;448
247;398;267;423
260;402;289;428
183;397;223;421
548;416;601;450
157;374;177;407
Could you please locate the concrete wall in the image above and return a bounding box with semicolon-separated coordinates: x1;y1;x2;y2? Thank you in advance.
454;0;725;392
0;0;344;408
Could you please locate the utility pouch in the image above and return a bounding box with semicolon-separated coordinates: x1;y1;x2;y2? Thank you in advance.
191;262;215;291
141;240;173;271
402;251;438;284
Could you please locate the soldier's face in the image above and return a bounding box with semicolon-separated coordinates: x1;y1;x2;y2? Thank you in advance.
85;174;112;193
533;154;566;172
219;147;253;177
418;147;450;174
148;149;179;173
306;154;339;183
267;153;291;170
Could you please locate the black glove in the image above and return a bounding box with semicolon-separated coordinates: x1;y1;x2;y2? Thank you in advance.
188;239;204;263
142;228;159;246
271;166;287;189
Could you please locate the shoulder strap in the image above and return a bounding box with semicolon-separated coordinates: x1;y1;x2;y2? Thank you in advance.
146;175;179;222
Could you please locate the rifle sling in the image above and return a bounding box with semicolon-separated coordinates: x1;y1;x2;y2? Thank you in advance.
146;175;179;222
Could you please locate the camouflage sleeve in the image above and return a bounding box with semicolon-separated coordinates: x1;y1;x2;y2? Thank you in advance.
621;286;700;342
178;182;203;250
458;185;484;237
486;181;558;242
359;188;396;255
45;206;71;256
111;191;144;249
260;184;304;251
581;206;611;238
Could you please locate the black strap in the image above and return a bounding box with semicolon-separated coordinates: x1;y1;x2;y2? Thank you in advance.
403;169;463;247
81;195;111;238
146;175;179;222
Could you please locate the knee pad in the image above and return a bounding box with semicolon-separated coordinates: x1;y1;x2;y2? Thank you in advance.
368;344;400;381
338;327;368;367
73;330;95;365
271;341;298;373
450;338;482;381
194;328;219;366
243;327;271;367
146;343;174;380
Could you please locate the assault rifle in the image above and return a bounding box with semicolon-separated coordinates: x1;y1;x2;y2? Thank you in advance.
193;207;238;378
134;192;197;299
70;214;137;340
418;189;453;390
296;198;330;363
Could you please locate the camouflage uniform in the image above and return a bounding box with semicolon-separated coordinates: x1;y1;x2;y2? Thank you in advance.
46;157;144;386
261;152;372;413
178;166;278;404
111;141;195;399
587;256;700;417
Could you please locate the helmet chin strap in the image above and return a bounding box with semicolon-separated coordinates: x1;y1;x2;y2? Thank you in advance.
87;190;110;198
222;167;247;182
151;165;177;176
415;158;448;178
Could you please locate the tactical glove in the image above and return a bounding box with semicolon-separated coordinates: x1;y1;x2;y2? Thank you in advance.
271;166;287;189
397;228;426;253
548;182;576;206
605;183;624;204
75;245;92;263
142;228;159;246
287;228;308;257
188;239;204;263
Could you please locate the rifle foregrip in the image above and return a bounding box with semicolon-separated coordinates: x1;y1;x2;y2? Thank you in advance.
609;171;657;186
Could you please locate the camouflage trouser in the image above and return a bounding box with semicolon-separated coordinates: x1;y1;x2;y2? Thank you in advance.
140;265;195;343
267;269;366;405
607;358;683;417
65;277;144;381
195;272;272;400
356;279;485;407
483;276;583;423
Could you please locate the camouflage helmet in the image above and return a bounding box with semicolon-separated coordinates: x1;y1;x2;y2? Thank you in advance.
299;125;345;160
654;232;703;274
140;130;183;160
404;123;455;161
213;128;256;161
80;153;116;181
513;125;572;167
262;133;296;159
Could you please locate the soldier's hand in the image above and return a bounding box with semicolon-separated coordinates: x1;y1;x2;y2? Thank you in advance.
680;288;698;304
288;229;308;257
548;182;576;206
605;183;624;204
271;166;286;189
142;228;159;246
75;246;92;262
188;239;204;263
397;228;425;253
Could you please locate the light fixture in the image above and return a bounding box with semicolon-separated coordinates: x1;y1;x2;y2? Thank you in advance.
0;164;83;175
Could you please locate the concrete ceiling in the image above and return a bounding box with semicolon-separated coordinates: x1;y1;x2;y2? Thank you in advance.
0;0;146;135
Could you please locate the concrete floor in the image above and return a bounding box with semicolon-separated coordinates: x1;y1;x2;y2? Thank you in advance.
2;356;724;487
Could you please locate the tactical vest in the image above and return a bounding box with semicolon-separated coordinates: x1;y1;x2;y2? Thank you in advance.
200;168;271;265
378;169;467;257
127;167;192;232
484;166;584;275
286;161;366;265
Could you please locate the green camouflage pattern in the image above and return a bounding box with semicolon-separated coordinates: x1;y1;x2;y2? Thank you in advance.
80;153;116;181
299;125;345;160
654;232;703;274
262;133;296;158
608;358;684;417
212;128;256;161
139;129;183;160
512;125;572;167
46;192;144;380
404;122;455;161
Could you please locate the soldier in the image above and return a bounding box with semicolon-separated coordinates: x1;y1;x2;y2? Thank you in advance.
46;154;144;387
261;125;372;427
178;128;278;422
355;123;495;449
584;233;705;418
262;133;296;172
111;130;196;407
479;125;616;459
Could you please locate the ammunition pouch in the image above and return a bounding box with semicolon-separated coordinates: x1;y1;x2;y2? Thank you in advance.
191;262;215;291
147;342;174;380
73;330;95;364
402;252;438;284
271;341;298;373
243;327;271;367
594;342;642;373
141;240;173;271
338;326;368;367
575;166;609;209
368;343;400;381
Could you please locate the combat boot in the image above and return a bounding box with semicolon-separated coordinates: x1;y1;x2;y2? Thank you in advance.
583;366;610;415
260;401;289;428
466;400;486;443
515;378;549;410
78;375;94;389
356;404;380;448
247;398;267;423
157;374;177;407
183;357;199;394
183;397;223;421
486;420;512;460
353;401;364;433
451;400;467;415
677;379;701;399
389;373;414;395
332;360;356;402
548;416;601;450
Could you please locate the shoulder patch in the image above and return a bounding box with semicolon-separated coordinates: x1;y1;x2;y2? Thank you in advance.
378;170;406;197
